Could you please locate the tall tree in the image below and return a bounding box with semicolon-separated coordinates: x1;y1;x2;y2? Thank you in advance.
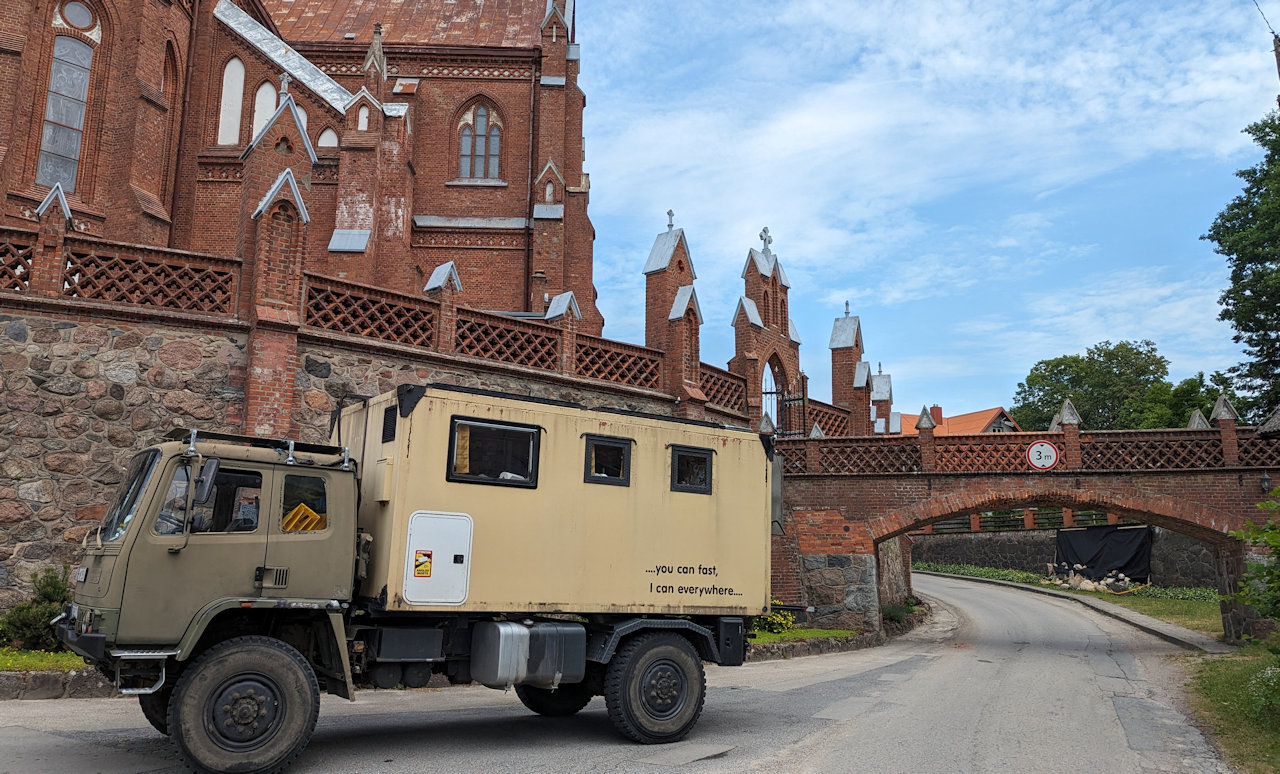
1010;340;1229;430
1203;111;1280;421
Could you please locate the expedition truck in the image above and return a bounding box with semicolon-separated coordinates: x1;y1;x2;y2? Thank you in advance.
56;383;774;773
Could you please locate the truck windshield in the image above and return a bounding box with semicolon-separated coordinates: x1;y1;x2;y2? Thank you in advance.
99;450;159;542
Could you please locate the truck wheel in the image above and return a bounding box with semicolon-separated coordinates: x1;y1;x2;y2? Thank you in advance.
603;632;705;744
138;687;172;735
166;636;320;774
515;683;593;717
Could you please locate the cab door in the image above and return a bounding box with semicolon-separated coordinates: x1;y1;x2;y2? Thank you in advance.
258;469;355;603
116;460;270;645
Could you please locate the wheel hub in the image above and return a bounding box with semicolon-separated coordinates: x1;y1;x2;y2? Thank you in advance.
641;659;685;719
209;677;281;750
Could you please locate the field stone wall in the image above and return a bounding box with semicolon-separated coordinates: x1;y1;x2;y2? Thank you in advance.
911;527;1217;588
0;310;248;605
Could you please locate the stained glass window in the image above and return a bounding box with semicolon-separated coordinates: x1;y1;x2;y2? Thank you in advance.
36;36;92;192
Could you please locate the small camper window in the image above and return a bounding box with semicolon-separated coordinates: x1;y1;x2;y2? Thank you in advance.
448;417;540;488
584;434;631;487
671;445;713;494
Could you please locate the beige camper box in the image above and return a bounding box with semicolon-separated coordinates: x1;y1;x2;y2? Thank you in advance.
341;384;771;617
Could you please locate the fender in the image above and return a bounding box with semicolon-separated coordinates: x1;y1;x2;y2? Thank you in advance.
586;618;719;665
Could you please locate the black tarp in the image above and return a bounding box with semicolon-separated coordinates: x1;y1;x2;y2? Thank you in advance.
1056;525;1152;581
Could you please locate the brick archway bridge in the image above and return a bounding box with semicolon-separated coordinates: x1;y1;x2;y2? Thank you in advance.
773;413;1280;641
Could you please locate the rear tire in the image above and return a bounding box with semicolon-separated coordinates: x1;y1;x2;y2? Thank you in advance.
138;687;171;735
603;632;705;744
167;635;319;774
515;682;593;717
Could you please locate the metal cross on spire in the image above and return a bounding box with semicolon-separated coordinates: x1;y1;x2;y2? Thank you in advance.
759;226;773;255
844;301;850;317
667;209;675;232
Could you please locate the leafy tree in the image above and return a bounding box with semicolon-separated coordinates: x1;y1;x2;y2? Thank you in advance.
1203;111;1280;421
1011;341;1231;430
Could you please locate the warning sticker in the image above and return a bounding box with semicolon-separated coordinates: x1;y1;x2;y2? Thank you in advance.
414;550;433;578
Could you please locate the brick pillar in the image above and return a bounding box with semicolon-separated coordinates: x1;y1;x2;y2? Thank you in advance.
1061;424;1081;469
557;311;577;374
1023;508;1035;529
243;201;304;438
30;193;70;297
1062;507;1075;527
916;407;937;472
424;263;460;354
969;513;982;531
1212;395;1240;467
1106;511;1120;524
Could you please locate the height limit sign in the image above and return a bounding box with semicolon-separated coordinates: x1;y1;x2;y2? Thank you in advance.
1026;441;1060;471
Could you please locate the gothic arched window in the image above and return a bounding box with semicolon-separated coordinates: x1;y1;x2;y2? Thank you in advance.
458;103;501;179
216;58;245;145
36;2;103;193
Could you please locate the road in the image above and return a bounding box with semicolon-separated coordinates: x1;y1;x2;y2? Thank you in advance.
0;574;1231;773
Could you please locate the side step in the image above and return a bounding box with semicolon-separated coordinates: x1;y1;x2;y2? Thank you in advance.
109;649;179;695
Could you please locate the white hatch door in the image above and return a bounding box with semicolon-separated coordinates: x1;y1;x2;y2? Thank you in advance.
403;511;473;605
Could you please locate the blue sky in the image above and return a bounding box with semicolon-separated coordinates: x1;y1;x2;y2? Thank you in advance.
573;1;1278;425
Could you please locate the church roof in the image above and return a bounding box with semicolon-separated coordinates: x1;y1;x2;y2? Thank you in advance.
261;0;550;48
643;228;695;277
741;247;791;288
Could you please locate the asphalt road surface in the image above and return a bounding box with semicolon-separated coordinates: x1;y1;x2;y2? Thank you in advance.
0;574;1232;773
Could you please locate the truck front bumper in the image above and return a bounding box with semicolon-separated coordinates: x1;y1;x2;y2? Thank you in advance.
55;619;106;661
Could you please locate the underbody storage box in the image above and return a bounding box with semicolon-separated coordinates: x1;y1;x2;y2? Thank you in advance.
471;621;586;689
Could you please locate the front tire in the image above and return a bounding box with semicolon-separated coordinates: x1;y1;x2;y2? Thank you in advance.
138;687;171;735
167;636;320;774
603;632;705;744
515;682;594;717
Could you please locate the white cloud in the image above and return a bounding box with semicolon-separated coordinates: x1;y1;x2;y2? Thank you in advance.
576;1;1267;422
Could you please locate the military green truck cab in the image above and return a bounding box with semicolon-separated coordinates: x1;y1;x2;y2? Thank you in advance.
58;385;773;774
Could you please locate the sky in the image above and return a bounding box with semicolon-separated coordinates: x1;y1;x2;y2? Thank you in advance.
572;0;1280;425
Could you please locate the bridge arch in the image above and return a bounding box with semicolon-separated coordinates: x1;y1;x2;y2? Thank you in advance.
872;482;1236;547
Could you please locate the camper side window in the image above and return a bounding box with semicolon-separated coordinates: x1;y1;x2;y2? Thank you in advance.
671;446;713;494
584;435;631;487
447;417;540;488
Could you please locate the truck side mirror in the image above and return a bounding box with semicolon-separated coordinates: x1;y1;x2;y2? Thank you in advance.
193;458;220;505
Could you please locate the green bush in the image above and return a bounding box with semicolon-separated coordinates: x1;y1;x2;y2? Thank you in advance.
1230;488;1280;619
0;565;71;652
881;601;915;623
750;599;796;634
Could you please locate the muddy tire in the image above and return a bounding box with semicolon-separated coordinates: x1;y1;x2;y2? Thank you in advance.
603;632;705;744
138;687;171;735
515;682;594;717
167;636;319;774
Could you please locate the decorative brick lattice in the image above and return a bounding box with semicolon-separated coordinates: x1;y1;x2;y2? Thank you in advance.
806;400;850;437
815;438;922;474
936;436;1034;472
1081;431;1223;471
0;228;34;292
1239;435;1280;468
700;366;747;413
575;334;661;389
62;239;238;314
304;275;437;348
455;310;559;371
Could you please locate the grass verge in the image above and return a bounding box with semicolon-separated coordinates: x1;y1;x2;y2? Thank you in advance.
1191;641;1280;774
751;627;855;644
0;647;85;672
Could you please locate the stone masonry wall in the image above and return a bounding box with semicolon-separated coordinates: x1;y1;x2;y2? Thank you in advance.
911;527;1217;587
0;309;248;606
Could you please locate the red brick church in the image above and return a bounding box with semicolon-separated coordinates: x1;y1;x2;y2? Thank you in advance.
1;0;600;328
